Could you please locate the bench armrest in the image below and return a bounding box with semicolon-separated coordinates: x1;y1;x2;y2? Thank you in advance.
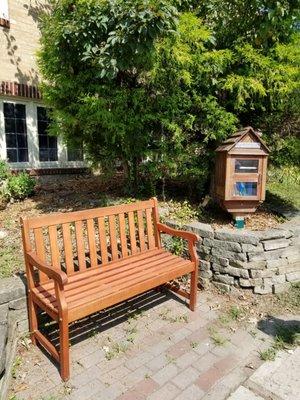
157;223;200;243
157;222;199;266
26;251;68;286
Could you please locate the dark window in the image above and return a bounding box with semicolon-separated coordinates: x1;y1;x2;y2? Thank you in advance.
67;146;84;161
37;107;58;162
235;159;259;173
4;102;28;163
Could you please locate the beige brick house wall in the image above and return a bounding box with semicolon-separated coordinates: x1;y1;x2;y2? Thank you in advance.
0;0;50;85
0;1;87;172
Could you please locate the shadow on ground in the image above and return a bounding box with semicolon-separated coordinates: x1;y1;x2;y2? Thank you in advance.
37;288;188;372
257;315;300;343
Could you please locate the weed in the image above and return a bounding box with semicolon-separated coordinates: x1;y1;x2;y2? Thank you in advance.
144;373;151;379
209;327;228;346
166;354;176;364
259;348;277;361
104;342;129;360
273;323;300;350
249;330;258;338
228;306;245;321
159;308;188;323
11;356;22;379
190;341;198;349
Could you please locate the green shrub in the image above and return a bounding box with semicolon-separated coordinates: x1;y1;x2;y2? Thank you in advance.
268;135;300;167
0;160;10;183
4;172;36;200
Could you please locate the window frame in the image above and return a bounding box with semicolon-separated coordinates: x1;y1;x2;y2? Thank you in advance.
3;101;29;165
0;99;86;169
37;106;58;162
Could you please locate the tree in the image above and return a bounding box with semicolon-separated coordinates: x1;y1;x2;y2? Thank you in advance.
39;0;300;197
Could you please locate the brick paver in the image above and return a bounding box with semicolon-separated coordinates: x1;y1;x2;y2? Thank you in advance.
8;289;278;400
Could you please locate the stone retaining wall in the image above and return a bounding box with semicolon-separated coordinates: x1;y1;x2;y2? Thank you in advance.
167;217;300;294
0;277;27;399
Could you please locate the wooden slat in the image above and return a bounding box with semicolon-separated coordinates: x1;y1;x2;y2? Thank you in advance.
108;215;118;261
75;221;85;271
86;219;97;267
118;213;128;258
40;248;165;291
62;223;74;274
27;199;155;229
145;208;155;250
36;252;175;300
48;226;60;269
128;211;137;255
33;228;48;283
137;210;146;252
68;262;191;322
68;260;192;314
152;198;161;248
97;217;108;265
34;330;60;362
35;256;192;309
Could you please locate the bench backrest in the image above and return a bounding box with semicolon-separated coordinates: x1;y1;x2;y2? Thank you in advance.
21;198;161;283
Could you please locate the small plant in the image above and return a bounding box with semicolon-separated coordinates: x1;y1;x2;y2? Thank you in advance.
11;356;22;379
190;341;198;349
104;342;129;360
209;327;228;346
163;200;199;224
166;354;176;364
273;324;300;350
159;308;188;323
3;172;35;200
0;160;10;182
228;306;245;321
170;237;185;256
259;347;277;361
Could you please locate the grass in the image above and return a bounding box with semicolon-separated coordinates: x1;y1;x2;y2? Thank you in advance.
11;356;22;379
104;341;129;360
276;282;300;311
209;327;228;346
0;244;22;278
259;347;277;361
266;166;300;211
259;322;300;361
159;307;188;323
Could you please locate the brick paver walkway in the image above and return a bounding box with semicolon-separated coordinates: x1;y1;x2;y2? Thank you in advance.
9;289;273;400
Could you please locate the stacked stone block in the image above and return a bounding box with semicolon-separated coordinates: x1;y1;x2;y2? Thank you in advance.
168;217;300;294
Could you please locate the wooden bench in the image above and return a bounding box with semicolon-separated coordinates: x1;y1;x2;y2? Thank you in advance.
21;198;199;381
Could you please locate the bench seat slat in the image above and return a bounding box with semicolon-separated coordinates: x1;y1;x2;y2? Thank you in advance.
34;251;176;301
32;250;193;322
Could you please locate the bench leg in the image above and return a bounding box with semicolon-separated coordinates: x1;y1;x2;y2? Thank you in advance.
189;270;197;311
28;296;38;345
59;317;70;381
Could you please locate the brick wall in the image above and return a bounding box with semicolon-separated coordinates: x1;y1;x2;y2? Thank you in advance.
0;0;49;85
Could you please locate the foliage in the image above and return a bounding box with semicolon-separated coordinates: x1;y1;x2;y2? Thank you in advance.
2;172;36;200
38;0;300;196
0;160;10;183
267;166;300;211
